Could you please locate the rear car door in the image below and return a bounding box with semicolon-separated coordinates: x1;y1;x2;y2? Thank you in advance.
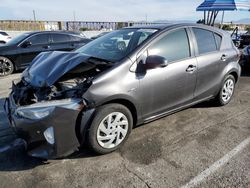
191;27;225;100
50;33;76;51
139;28;198;119
17;33;50;68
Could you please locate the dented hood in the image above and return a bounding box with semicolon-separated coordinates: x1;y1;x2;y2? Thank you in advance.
22;51;93;87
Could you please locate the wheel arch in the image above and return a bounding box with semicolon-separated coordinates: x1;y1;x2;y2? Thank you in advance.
228;71;239;83
102;99;138;127
75;98;139;145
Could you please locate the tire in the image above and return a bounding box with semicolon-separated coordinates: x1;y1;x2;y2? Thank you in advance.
88;103;133;154
215;75;236;106
0;56;14;76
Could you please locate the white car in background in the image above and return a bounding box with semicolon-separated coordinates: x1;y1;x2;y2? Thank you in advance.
0;31;11;44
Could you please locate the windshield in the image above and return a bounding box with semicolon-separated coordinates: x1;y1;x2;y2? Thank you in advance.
76;28;158;61
6;33;29;45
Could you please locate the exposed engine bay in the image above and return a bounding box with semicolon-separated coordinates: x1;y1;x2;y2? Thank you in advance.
12;57;112;106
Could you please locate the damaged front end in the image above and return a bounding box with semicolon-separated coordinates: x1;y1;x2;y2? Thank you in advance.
4;51;112;159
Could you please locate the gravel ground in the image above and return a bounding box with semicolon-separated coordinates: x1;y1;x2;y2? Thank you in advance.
0;72;249;188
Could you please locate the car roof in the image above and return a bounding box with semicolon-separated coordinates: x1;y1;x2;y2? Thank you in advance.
124;23;228;35
25;30;82;36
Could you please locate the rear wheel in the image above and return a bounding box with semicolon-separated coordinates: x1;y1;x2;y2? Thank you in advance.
88;104;133;154
0;56;14;76
215;75;235;106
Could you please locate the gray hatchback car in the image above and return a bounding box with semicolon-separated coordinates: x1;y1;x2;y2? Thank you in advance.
5;24;241;159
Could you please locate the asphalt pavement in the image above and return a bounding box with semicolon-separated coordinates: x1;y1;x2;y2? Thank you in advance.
0;72;249;188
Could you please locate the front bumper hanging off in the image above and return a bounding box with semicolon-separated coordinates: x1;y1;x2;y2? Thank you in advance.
4;95;83;159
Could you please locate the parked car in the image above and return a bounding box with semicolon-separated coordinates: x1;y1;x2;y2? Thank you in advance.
0;31;91;76
239;45;250;68
91;31;110;40
240;30;250;48
0;30;12;44
4;24;241;159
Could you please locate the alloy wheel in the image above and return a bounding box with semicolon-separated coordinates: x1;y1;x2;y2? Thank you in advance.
221;79;234;103
97;112;129;149
0;57;13;76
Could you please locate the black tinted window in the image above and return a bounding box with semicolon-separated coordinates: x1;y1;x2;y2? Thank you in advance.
148;29;190;62
52;34;70;43
193;28;217;54
28;34;49;45
214;33;222;50
69;35;83;42
0;31;8;36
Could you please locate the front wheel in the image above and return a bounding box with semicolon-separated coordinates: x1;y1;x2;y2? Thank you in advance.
87;104;133;154
0;56;14;76
215;75;236;106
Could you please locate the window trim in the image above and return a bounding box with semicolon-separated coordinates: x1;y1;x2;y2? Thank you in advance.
145;28;193;64
213;32;222;50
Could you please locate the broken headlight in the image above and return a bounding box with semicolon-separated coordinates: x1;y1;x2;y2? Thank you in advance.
15;99;84;120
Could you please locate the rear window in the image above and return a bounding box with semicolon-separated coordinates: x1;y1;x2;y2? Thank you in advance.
51;34;70;43
69;35;83;42
193;28;217;54
0;31;8;36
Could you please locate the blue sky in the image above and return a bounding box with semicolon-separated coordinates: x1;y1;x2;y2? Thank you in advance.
0;0;249;22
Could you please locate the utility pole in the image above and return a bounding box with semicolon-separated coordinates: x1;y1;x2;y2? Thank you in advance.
73;11;76;31
73;11;76;21
33;10;36;21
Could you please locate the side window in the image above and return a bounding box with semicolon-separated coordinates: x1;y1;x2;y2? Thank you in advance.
69;35;83;42
148;29;190;62
28;34;49;45
51;34;70;43
214;33;222;50
193;28;217;54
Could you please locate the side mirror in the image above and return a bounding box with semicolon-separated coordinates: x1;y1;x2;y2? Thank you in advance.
145;55;168;70
21;41;32;48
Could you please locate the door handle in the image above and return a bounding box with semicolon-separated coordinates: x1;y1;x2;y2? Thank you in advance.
221;54;227;61
186;65;197;73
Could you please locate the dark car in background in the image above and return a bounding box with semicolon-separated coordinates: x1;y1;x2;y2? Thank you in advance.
0;31;91;76
240;31;250;48
91;31;110;40
5;24;241;159
239;45;250;69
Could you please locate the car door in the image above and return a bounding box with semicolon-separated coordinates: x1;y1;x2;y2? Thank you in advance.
17;33;50;68
50;33;76;51
191;27;225;100
138;28;198;119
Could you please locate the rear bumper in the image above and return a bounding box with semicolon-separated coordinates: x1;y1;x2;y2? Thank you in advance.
4;95;94;159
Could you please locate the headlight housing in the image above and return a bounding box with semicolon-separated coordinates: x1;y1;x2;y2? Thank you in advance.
15;98;84;120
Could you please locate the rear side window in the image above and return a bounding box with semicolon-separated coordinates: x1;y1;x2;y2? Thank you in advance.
69;35;83;42
51;34;70;43
148;29;190;63
214;33;222;49
193;28;217;54
28;34;49;45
